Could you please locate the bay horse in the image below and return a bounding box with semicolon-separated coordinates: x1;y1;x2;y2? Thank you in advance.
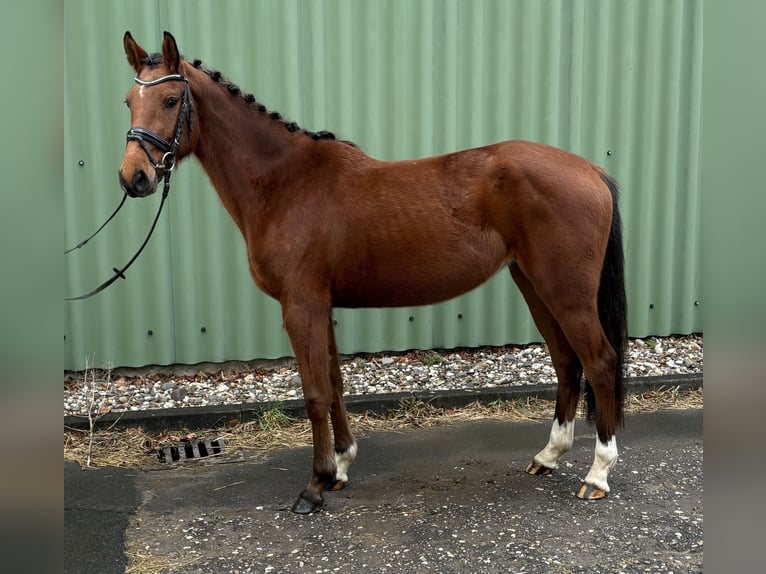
119;32;627;514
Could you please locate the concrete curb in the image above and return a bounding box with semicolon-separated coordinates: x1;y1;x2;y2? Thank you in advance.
64;372;702;433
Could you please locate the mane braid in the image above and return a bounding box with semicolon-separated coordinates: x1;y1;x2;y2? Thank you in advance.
142;53;165;69
188;57;353;145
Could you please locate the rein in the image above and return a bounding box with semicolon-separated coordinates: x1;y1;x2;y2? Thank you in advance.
65;73;193;301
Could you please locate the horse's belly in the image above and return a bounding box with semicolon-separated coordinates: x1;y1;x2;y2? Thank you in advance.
331;240;509;308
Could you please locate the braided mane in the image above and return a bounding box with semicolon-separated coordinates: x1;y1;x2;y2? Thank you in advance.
142;53;353;145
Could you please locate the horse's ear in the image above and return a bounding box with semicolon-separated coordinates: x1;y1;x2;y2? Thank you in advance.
162;31;181;74
123;31;148;74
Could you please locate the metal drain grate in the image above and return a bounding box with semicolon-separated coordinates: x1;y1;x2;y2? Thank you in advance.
158;437;225;463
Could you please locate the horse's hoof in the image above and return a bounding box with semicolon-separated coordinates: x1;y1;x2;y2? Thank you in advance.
329;478;347;491
577;482;608;500
291;490;324;514
526;461;554;476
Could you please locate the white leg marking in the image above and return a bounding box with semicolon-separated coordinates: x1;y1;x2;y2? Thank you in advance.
533;419;575;469
583;436;618;491
334;442;358;483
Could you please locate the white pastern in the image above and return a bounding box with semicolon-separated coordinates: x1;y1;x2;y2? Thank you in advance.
334;442;358;483
533;419;575;469
583;436;618;491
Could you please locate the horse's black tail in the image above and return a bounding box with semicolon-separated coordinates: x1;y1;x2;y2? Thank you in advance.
584;173;628;425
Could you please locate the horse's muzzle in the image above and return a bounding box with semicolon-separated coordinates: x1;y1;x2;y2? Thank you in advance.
119;168;156;198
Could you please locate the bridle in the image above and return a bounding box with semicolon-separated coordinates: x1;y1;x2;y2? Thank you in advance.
65;72;194;301
126;73;194;177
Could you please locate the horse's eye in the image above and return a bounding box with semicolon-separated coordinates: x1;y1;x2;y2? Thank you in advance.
165;96;179;109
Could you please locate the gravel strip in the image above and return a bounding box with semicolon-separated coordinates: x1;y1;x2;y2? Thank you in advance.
64;334;702;417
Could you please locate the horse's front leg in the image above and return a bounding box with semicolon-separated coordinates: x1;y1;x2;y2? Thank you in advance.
281;298;337;514
327;322;357;490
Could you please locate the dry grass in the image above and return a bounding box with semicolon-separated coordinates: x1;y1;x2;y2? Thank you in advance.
64;386;702;470
124;553;201;574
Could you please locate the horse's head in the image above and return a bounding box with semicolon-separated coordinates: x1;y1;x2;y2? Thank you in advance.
119;31;194;198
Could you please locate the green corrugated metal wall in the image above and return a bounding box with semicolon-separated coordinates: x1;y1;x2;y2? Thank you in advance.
64;0;702;371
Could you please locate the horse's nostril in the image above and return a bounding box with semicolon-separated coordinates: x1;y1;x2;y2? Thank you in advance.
120;169;153;197
133;170;149;190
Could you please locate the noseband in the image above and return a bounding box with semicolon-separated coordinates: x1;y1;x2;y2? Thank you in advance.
65;72;194;301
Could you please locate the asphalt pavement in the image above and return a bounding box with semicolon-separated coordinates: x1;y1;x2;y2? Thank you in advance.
65;408;703;573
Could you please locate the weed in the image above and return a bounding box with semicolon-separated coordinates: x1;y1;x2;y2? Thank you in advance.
392;398;440;423
487;398;509;408
257;403;293;431
421;350;444;366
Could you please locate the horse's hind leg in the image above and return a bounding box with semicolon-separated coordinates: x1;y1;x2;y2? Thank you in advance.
518;263;620;500
557;312;619;500
327;322;357;490
510;264;583;476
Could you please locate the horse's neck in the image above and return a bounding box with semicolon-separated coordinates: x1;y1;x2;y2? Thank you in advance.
188;70;304;231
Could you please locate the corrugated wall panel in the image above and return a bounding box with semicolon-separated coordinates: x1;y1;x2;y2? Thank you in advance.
64;0;702;370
